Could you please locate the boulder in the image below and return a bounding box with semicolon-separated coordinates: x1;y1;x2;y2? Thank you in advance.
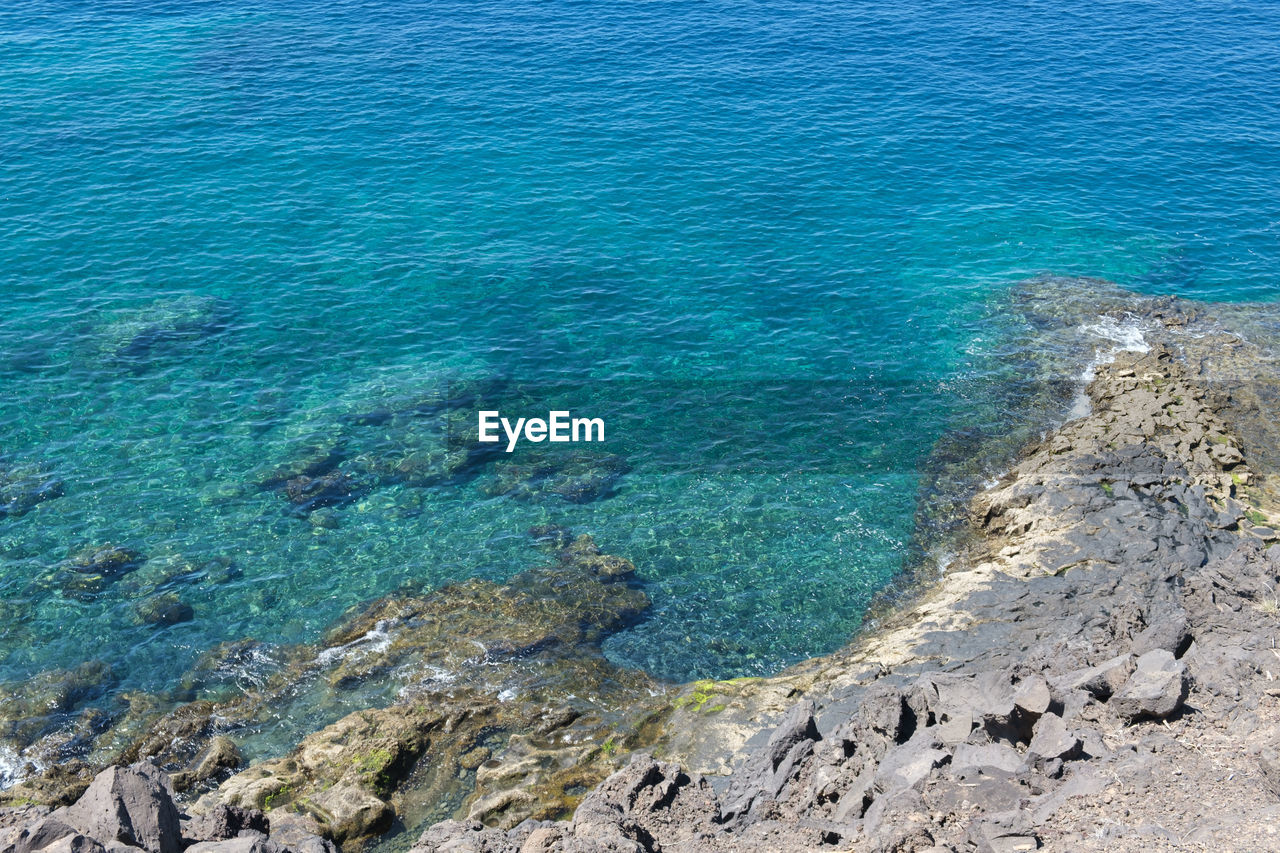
1012;676;1051;717
951;743;1023;776
58;765;182;853
183;805;267;844
132;594;194;628
1130;609;1190;657
569;756;720;850
1024;713;1081;765
1110;650;1188;722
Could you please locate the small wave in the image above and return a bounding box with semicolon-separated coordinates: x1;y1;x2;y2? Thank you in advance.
316;620;394;667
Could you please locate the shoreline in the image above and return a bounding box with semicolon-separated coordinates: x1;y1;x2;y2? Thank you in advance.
7;279;1280;851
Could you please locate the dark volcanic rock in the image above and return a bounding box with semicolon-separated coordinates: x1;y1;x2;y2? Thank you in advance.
412;285;1280;852
0;765;327;853
59;764;183;853
1110;650;1189;722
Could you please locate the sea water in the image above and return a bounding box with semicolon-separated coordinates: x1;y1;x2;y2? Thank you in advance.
1;0;1279;734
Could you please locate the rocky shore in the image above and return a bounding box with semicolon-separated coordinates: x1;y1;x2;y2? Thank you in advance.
405;286;1280;851
7;278;1280;852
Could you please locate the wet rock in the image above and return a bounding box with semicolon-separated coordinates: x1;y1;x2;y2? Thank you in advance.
170;738;242;794
65;546;146;578
320;535;648;688
52;547;147;601
206;705;440;847
0;663;114;758
1110;650;1188;722
254;443;346;493
0;763;95;810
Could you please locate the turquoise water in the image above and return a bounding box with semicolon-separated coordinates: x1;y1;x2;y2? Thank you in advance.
2;0;1280;716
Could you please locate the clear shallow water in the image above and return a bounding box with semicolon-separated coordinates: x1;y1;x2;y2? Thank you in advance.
2;0;1280;710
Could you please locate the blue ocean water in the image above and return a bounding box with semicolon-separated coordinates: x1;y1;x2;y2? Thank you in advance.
1;0;1279;721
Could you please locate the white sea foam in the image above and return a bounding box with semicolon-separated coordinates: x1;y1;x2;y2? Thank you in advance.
0;743;45;791
1068;314;1151;419
316;620;394;666
0;744;24;790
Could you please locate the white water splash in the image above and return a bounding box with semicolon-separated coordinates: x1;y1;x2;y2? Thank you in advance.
0;743;46;791
316;620;394;666
1069;314;1152;419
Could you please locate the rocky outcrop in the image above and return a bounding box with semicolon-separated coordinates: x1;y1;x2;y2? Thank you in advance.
0;764;330;853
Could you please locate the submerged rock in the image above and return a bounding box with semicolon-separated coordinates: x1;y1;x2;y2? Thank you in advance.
280;471;369;515
49;546;147;601
170;532;666;847
0;461;64;519
94;295;232;364
482;452;629;504
132;594;195;628
64;546;146;577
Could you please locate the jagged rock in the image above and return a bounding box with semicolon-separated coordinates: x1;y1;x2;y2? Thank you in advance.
951;743;1022;776
183;831;282;853
1130;607;1190;657
764;700;821;773
35;835;106;853
1024;713;1080;766
1110;650;1189;722
182;805;267;844
171;737;242;793
1012;677;1051;717
568;756;720;852
257;815;335;853
874;738;950;794
59;764;183;853
1048;654;1130;702
1;815;78;853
